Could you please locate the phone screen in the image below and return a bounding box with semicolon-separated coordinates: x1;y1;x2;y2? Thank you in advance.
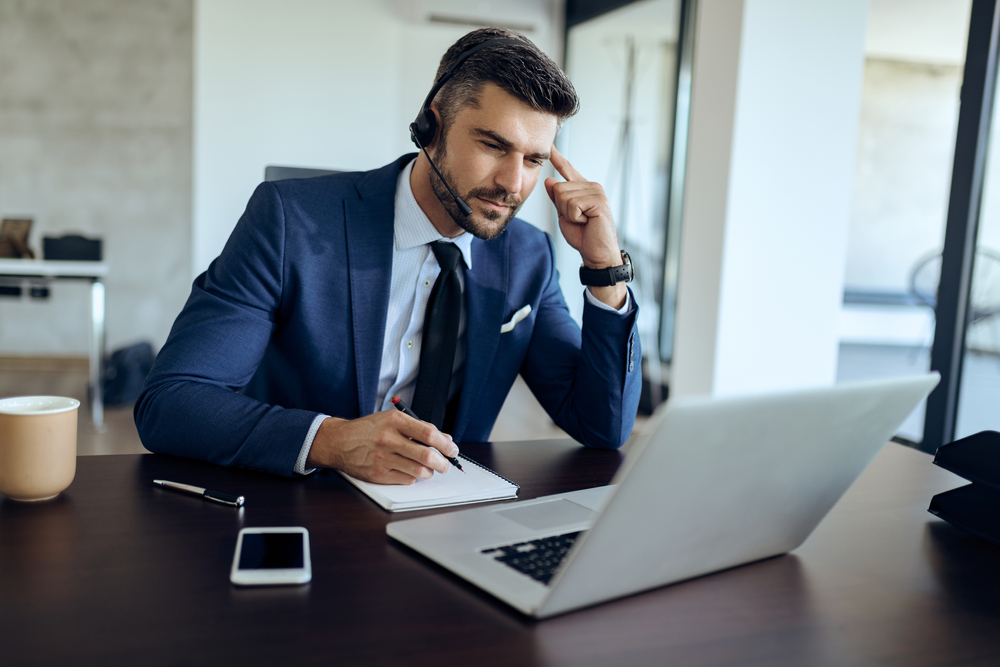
238;532;305;570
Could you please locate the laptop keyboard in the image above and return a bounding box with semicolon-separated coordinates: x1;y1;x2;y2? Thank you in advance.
480;531;583;586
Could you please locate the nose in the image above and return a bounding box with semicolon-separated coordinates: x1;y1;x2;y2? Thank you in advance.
493;155;523;196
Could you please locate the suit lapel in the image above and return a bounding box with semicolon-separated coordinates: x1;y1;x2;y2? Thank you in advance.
345;159;409;416
453;232;509;440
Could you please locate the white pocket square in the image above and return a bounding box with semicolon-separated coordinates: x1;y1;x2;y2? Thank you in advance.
500;305;532;333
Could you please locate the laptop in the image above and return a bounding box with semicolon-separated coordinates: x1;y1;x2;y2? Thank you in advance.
387;373;939;618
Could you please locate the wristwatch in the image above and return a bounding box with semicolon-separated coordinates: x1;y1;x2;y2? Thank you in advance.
579;250;633;287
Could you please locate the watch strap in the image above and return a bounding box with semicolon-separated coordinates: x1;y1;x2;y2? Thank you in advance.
579;263;631;287
579;250;633;286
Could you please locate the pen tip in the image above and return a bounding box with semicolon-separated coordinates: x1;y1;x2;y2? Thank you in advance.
391;396;400;405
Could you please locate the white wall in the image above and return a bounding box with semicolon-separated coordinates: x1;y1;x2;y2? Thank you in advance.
193;0;562;277
672;0;868;397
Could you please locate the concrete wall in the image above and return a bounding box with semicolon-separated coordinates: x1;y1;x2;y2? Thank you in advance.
846;59;960;293
0;0;193;355
0;0;565;358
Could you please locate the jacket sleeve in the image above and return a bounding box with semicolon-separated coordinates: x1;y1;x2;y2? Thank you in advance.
134;182;320;476
519;233;642;449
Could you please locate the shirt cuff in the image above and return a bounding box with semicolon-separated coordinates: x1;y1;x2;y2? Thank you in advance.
584;287;631;314
294;414;328;475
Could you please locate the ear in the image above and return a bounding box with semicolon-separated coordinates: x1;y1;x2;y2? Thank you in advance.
427;102;444;150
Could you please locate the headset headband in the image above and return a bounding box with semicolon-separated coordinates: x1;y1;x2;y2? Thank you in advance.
419;38;525;114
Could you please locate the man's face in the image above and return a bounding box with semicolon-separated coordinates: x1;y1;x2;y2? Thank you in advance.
429;83;559;240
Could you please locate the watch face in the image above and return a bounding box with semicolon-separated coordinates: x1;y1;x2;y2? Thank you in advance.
622;251;633;282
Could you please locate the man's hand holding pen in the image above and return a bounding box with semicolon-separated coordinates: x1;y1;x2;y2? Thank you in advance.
307;409;459;485
392;397;464;472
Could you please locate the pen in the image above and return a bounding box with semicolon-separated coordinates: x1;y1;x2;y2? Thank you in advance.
392;396;464;472
153;480;245;507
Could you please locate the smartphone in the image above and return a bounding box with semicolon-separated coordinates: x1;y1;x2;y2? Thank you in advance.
230;527;312;586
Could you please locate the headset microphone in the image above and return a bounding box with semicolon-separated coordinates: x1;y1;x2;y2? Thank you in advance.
409;37;523;220
409;124;474;217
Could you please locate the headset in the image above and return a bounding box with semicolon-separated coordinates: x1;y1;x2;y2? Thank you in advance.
409;38;523;217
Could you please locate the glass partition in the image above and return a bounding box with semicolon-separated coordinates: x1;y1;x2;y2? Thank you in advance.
954;67;1000;438
836;0;972;442
560;0;683;408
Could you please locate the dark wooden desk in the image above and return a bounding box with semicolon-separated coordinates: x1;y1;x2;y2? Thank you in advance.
1;440;998;666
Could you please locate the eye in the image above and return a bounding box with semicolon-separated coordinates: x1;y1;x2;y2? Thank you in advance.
526;157;545;168
482;141;502;152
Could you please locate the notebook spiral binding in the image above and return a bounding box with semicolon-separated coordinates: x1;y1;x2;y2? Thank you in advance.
459;454;520;489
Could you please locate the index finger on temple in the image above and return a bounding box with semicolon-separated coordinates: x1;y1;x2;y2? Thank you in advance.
550;146;585;182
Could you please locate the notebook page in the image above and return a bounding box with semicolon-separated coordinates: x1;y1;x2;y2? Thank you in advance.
340;454;517;510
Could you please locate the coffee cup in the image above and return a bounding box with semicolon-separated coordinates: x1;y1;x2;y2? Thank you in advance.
0;396;80;501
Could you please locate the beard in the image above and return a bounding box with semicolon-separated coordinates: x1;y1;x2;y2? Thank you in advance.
429;148;523;241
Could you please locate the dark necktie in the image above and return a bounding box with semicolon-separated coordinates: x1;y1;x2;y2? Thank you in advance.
412;241;462;431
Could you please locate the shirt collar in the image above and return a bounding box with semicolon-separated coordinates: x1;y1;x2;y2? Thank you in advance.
394;158;474;270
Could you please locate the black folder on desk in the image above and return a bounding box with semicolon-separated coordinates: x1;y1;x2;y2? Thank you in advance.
929;431;1000;546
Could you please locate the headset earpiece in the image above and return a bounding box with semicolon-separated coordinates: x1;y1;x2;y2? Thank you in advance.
410;108;437;150
410;111;435;149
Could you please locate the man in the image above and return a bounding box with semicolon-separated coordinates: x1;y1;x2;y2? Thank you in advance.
135;28;641;484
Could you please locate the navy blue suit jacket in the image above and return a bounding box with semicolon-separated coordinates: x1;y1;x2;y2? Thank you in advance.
135;155;641;476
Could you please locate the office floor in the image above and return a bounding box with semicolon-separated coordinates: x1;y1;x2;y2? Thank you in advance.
0;357;572;455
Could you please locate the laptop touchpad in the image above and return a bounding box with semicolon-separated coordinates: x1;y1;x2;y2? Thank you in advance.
494;499;596;531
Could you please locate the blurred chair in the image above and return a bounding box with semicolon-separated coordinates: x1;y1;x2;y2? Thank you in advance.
911;248;1000;355
264;166;340;182
43;234;102;261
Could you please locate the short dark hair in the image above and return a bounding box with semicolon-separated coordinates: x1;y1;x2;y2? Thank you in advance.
432;28;579;140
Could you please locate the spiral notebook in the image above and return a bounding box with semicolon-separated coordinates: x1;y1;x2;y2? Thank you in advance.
338;454;519;512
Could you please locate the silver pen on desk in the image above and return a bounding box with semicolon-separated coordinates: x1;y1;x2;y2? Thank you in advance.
153;479;245;507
